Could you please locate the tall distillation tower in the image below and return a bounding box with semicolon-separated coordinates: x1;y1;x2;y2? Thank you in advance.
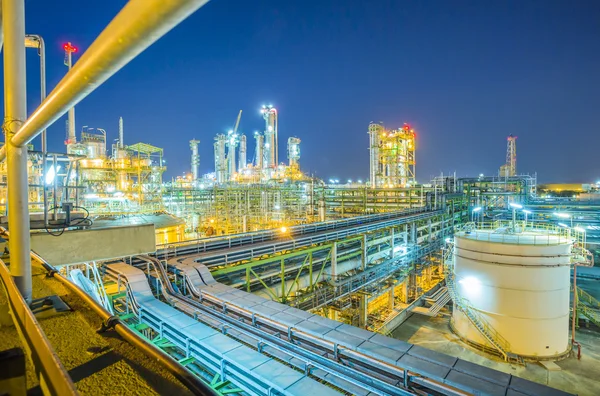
254;131;264;170
239;134;247;171
227;131;238;181
190;139;200;181
214;134;227;183
261;105;278;169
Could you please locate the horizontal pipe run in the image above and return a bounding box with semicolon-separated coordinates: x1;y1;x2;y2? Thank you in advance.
0;0;210;162
31;253;217;396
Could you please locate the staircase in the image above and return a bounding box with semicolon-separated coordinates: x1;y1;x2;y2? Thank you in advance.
443;244;523;364
412;287;451;317
576;287;600;328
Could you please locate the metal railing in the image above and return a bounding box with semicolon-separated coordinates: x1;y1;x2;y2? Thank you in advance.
157;206;431;253
0;259;77;395
455;220;576;246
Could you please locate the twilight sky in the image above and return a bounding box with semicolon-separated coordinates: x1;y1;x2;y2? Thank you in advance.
6;0;600;183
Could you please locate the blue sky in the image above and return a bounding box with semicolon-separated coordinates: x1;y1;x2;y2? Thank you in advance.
7;0;600;182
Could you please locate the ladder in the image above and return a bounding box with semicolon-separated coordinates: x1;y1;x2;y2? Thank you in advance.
443;248;523;365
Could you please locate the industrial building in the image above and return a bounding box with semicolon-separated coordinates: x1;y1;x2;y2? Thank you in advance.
0;2;599;396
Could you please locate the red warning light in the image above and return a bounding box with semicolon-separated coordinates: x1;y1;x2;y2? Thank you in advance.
403;124;410;131
63;42;77;53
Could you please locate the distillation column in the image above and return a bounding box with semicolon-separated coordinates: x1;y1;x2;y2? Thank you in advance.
214;134;226;184
287;137;301;168
261;105;278;168
190;139;200;181
227;132;238;181
118;116;124;148
368;122;382;188
254;132;264;170
238;134;246;171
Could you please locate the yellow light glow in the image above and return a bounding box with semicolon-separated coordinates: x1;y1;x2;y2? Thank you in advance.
280;226;287;233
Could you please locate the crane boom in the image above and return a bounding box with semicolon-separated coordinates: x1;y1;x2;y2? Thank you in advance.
233;110;242;134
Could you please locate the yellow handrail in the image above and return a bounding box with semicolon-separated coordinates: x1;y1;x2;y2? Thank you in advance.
0;259;77;395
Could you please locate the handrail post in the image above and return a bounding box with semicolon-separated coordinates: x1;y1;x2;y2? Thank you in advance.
2;0;32;303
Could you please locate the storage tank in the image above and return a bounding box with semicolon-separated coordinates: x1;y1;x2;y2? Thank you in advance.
450;226;572;360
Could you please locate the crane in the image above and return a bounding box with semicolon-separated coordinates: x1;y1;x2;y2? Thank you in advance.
233;110;242;135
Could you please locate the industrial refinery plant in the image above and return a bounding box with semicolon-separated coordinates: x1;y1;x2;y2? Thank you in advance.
0;2;599;396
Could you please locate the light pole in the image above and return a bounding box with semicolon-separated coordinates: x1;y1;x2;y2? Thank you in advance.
523;209;532;229
63;42;78;150
509;203;522;231
554;212;573;227
472;206;482;227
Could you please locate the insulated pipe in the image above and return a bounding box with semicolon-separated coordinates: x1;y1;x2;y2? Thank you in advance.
24;35;46;151
0;0;211;162
3;0;31;302
36;261;217;396
25;34;48;227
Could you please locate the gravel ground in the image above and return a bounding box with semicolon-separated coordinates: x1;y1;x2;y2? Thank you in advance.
1;262;193;395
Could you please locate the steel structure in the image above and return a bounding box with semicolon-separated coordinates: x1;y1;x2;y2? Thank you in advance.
499;134;517;177
89;208;569;396
368;122;416;188
287;136;300;168
162;184;445;238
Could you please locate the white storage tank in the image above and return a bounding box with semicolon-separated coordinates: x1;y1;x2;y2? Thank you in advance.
451;227;572;360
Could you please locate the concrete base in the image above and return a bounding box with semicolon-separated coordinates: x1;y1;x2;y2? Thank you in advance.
391;313;600;396
30;224;156;266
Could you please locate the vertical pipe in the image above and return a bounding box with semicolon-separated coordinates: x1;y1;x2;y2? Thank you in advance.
39;37;48;226
65;45;76;149
3;0;31;302
238;134;246;171
52;155;57;220
118;116;124;148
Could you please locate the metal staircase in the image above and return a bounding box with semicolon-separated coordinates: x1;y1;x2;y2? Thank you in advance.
443;245;523;365
413;287;451;317
576;287;600;328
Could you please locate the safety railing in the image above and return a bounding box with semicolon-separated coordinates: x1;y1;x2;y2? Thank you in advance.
0;259;78;395
576;287;600;309
156;206;431;251
577;303;600;327
454;220;575;246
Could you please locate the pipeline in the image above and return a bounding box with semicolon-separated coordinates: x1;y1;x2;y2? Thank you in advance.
32;253;218;396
